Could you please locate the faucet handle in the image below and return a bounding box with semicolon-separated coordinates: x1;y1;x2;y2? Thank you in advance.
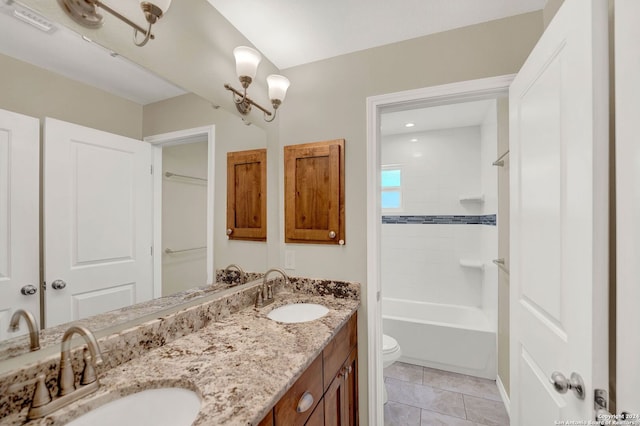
8;374;52;409
255;289;264;308
31;374;52;408
80;348;98;385
267;284;273;300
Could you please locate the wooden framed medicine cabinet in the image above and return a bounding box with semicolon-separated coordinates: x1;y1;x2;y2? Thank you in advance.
284;139;345;245
226;148;267;241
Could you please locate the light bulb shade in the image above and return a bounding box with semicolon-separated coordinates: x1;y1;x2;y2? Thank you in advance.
142;0;172;14
267;74;290;102
233;46;262;79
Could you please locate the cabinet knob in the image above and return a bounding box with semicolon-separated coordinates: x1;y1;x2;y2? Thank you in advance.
328;231;336;239
226;228;233;236
296;391;314;413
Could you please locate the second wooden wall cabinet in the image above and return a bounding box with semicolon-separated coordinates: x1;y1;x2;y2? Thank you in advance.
226;148;267;241
284;139;345;245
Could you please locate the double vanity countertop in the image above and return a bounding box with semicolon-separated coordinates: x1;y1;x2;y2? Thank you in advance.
3;279;360;425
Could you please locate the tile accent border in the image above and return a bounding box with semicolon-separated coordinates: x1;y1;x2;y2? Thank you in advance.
382;214;496;226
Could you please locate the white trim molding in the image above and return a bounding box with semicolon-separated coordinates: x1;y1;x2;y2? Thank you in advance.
366;75;514;425
144;126;216;299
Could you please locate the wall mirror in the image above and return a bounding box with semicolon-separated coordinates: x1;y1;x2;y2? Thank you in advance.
0;1;268;367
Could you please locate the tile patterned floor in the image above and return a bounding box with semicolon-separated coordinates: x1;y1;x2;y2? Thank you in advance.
384;362;509;426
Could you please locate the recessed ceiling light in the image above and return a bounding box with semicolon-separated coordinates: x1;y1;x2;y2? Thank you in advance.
410;138;418;142
405;122;415;128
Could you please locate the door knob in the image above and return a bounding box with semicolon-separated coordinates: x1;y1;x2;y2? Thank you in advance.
20;285;37;296
51;279;67;290
549;371;585;400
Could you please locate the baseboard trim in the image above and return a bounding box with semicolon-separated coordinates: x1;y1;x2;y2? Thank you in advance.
496;375;511;418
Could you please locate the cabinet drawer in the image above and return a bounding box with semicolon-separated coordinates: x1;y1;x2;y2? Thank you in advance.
322;313;357;392
275;353;323;426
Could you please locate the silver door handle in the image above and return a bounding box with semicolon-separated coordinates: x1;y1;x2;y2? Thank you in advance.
51;279;67;290
550;371;585;400
20;285;37;296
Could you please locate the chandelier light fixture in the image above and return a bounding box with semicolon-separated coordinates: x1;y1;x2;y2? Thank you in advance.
57;0;172;47
224;46;290;123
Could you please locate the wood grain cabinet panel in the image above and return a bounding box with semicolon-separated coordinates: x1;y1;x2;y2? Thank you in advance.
284;139;345;244
275;354;324;426
227;149;266;241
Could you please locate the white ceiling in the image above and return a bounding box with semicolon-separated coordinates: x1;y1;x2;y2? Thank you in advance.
207;0;546;69
381;99;496;137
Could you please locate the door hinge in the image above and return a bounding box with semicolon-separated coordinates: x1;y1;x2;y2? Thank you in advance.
150;246;153;256
150;164;153;174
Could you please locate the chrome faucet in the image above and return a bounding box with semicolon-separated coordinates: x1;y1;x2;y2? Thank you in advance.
8;309;40;351
224;263;246;285
24;325;103;420
256;268;290;308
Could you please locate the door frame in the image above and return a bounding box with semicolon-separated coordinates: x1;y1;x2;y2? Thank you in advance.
365;75;514;424
144;126;215;298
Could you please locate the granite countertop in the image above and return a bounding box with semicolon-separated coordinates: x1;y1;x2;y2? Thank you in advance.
15;290;359;425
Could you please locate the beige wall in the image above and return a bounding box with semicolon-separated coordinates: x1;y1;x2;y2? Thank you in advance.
279;11;543;421
0;53;142;139
543;0;565;28
143;93;274;273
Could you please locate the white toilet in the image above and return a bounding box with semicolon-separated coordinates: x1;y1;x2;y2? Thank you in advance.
382;334;402;404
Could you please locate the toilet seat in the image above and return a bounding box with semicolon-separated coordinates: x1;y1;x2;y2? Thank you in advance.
383;334;400;355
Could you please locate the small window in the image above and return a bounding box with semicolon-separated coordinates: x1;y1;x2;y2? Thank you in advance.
381;166;403;211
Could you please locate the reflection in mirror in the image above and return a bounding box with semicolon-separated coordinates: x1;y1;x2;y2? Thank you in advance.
0;1;268;362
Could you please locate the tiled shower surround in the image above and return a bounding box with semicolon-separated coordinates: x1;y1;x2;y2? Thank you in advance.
381;105;498;312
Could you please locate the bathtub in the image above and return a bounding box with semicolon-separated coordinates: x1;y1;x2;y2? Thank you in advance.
382;297;496;379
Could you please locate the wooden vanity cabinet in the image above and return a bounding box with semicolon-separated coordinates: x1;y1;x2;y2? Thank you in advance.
262;313;358;426
275;354;324;426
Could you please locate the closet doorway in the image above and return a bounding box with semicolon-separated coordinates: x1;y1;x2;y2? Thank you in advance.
145;126;215;298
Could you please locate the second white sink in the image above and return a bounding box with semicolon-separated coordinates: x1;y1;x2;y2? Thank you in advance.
267;303;329;323
66;387;201;426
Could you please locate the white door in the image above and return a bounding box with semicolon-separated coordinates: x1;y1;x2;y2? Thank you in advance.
0;109;39;339
509;0;609;423
44;118;153;327
615;0;640;416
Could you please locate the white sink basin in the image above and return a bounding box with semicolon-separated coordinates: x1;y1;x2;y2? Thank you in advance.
66;387;201;426
267;303;329;323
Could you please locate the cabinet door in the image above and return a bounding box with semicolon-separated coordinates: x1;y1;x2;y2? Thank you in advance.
324;367;347;426
343;348;358;426
284;139;344;244
305;400;325;426
226;149;267;241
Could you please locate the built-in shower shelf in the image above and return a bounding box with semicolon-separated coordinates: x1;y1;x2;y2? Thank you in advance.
459;259;484;270
459;194;484;203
